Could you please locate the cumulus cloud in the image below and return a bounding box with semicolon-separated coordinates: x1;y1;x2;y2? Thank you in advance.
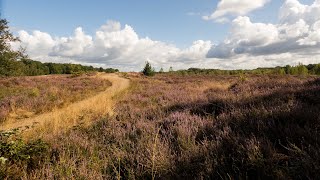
16;30;56;57
203;0;270;22
15;21;212;71
51;27;93;57
14;0;320;71
207;0;320;65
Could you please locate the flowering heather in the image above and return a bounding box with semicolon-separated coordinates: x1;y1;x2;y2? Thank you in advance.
0;74;111;123
3;74;320;179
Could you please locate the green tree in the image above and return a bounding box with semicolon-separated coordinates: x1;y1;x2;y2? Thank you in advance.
0;19;26;76
169;66;174;72
311;64;320;75
142;61;155;76
279;68;286;75
285;65;291;74
297;63;309;76
159;67;164;73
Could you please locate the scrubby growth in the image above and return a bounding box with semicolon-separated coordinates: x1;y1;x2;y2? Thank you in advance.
6;74;319;179
0;129;49;179
0;75;111;123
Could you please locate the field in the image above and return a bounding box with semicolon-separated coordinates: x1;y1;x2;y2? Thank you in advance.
0;74;111;123
1;73;320;179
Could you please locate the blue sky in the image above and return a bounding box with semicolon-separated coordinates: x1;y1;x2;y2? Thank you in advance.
2;0;292;46
1;0;320;70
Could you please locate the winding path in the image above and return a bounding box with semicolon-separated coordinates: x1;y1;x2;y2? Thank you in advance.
0;73;130;138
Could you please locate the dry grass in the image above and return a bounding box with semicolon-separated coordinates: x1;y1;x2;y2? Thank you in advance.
0;74;111;123
0;73;130;139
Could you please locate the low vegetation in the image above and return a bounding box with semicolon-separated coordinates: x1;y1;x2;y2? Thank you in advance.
0;74;111;123
2;73;318;179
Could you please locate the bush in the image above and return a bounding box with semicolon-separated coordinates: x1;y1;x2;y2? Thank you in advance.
0;129;49;179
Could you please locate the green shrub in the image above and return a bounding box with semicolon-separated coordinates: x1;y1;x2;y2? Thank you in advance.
0;129;49;179
29;88;40;97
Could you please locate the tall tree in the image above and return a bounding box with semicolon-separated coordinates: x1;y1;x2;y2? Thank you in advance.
0;19;26;76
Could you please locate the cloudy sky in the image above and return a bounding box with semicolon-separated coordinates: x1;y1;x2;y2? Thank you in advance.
2;0;320;71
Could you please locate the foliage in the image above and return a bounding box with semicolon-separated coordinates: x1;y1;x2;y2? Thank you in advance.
142;61;155;76
0;58;120;77
0;19;26;76
310;64;320;75
159;67;164;73
0;129;49;179
169;66;174;72
166;63;320;76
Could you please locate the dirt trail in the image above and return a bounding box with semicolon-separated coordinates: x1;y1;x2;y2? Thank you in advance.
0;73;130;138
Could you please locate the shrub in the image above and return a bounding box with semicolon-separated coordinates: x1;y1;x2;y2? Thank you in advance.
29;88;40;97
0;129;49;179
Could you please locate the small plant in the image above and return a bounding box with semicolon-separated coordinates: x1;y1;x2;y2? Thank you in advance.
71;71;84;77
29;88;40;97
239;74;248;82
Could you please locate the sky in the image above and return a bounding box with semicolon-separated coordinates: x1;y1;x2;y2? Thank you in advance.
1;0;320;71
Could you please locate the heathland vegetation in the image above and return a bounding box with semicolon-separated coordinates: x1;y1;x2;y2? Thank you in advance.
1;18;320;179
2;73;319;179
0;74;112;123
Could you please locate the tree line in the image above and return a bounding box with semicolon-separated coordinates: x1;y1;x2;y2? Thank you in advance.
0;58;119;77
174;63;320;76
143;62;320;76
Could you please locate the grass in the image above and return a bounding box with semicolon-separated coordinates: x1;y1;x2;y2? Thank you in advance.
1;73;320;179
0;74;129;139
0;74;111;123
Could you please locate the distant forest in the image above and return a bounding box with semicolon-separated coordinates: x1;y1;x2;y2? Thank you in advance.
169;63;320;76
0;58;119;77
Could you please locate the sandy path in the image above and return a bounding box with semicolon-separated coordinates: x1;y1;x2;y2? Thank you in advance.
0;73;130;138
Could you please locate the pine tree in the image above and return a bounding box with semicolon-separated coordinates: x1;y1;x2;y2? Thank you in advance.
142;61;155;76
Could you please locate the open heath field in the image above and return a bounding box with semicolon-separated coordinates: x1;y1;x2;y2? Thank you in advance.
2;73;319;179
0;73;111;123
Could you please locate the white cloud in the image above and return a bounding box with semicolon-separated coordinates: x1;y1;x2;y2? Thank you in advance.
16;30;56;57
51;27;93;57
14;0;320;71
207;0;320;67
16;21;212;71
203;0;270;22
